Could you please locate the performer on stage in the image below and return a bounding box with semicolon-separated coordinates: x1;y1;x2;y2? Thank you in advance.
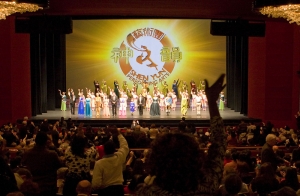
172;79;180;97
77;90;85;115
161;81;168;97
94;80;100;94
202;91;207;111
119;94;127;116
181;81;188;95
90;92;95;111
165;93;173;116
68;88;76;115
190;80;197;94
159;92;165;111
196;92;203;116
95;92;101;117
132;92;138;111
137;93;145;115
132;82;138;93
191;91;197;111
102;94;110;116
150;94;160;116
58;89;67;111
180;91;188;117
153;83;158;95
101;80;108;95
146;92;152;111
114;80;120;98
129;98;135;116
171;91;177;111
85;94;92;117
143;80;149;92
219;92;225;111
198;80;205;92
111;92;118;116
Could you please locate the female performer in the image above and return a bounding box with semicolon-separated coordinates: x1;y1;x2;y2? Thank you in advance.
165;93;172;116
171;91;177;111
58;89;67;111
95;92;101;117
85;94;92;117
219;92;225;111
102;94;110;116
159;91;165;111
161;81;168;97
146;92;152;111
196;92;203;116
180;91;188;117
129;98;135;116
191;91;197;111
119;94;127;116
78;90;85;115
150;94;160;116
132;92;138;111
202;91;207;111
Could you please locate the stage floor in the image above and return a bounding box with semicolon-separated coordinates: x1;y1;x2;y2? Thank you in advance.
30;107;260;127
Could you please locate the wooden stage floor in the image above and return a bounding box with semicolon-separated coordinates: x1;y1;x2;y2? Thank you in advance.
31;107;261;127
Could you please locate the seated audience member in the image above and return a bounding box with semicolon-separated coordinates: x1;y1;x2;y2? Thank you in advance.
136;74;227;195
275;186;297;196
250;162;279;195
57;167;68;194
215;167;249;195
92;128;129;196
63;135;97;196
76;180;92;196
6;192;24;196
0;139;18;196
261;134;289;171
22;132;61;196
13;168;32;189
224;148;239;170
279;167;300;191
20;179;40;196
223;150;232;166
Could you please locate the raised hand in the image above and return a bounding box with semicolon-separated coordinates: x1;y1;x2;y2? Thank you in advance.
205;74;226;102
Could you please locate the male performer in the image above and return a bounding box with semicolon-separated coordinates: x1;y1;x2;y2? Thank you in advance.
68;88;76;115
165;94;173;116
111;92;118;116
137;93;145;115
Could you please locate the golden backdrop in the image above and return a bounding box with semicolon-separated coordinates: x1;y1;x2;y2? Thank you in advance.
66;19;226;94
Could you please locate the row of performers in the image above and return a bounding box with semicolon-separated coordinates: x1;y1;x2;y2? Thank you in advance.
93;79;206;99
59;88;209;117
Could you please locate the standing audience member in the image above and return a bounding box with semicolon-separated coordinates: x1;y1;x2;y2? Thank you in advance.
92;128;129;196
137;74;227;195
63;135;97;196
22;132;61;196
261;134;289;171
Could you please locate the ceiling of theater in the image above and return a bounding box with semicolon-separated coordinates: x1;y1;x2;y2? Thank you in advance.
16;0;285;22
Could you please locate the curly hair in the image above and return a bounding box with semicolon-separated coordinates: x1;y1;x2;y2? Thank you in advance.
146;133;203;193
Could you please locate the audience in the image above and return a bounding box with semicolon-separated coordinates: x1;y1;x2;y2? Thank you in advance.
76;180;92;196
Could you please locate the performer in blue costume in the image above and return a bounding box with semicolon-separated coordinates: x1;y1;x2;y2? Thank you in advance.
85;94;92;117
78;90;85;115
172;79;180;97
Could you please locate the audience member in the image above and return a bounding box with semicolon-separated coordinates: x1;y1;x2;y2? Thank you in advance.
76;180;92;196
92;128;129;196
22;131;61;196
279;167;299;191
137;74;227;195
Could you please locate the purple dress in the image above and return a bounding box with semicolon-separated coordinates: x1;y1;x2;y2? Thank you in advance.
130;101;135;112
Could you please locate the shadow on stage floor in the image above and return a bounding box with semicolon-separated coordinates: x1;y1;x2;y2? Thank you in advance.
30;107;261;128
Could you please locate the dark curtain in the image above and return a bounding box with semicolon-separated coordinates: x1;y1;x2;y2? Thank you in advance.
226;21;248;115
30;33;66;116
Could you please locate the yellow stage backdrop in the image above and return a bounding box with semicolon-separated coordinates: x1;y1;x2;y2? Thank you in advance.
66;19;226;94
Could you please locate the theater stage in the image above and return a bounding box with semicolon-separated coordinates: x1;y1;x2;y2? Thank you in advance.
30;107;261;128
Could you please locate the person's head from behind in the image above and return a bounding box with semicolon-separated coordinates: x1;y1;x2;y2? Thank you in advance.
147;133;203;193
284;167;299;189
224;174;242;196
259;162;275;177
76;180;91;195
6;192;24;196
104;140;115;155
275;186;296;196
71;136;87;157
266;134;277;146
35;132;48;147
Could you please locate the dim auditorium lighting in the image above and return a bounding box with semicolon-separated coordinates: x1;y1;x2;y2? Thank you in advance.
0;0;48;20
253;0;300;25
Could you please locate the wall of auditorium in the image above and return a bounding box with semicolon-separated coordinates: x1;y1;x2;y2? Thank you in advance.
248;21;300;128
0;16;31;125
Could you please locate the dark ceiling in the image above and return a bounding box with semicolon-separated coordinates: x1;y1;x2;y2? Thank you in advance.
15;0;286;22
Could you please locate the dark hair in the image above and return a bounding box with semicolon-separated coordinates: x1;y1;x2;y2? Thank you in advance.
71;136;87;157
284;167;299;191
275;186;296;196
104;140;116;155
224;174;242;195
146;133;203;193
259;162;275;180
35;132;48;146
231;148;239;161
